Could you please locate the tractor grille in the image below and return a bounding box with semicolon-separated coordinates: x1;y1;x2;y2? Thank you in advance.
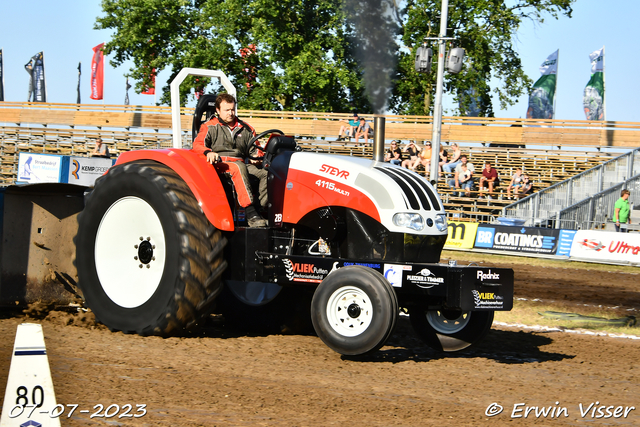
374;166;442;211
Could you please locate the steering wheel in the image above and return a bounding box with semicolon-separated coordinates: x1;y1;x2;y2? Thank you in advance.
247;129;284;161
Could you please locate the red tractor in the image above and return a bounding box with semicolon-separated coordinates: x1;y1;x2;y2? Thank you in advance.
73;69;513;356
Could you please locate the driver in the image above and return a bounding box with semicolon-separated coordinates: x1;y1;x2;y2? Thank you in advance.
192;93;268;227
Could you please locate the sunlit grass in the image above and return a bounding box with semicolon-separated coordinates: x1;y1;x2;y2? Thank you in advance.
441;249;640;275
495;300;639;336
440;250;639;336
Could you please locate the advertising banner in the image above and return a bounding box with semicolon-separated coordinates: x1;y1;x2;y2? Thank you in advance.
444;221;479;249
474;224;560;255
556;229;577;256
24;52;46;102
583;47;605;121
141;68;156;95
526;50;558;120
0;49;4;101
17;153;62;183
62;157;114;186
570;230;640;264
77;62;82;104
90;43;105;100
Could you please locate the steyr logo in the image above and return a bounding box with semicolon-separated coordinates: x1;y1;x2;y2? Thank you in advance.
320;164;349;179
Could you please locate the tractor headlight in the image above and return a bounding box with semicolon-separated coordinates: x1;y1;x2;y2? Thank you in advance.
434;214;448;232
392;213;425;231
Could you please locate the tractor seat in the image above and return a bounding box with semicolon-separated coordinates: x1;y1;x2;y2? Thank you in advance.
263;135;297;168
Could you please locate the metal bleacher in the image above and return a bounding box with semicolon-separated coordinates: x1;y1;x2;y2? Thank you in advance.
2;101;639;224
502;148;640;230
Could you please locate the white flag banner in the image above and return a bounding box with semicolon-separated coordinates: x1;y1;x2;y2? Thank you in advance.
583;47;605;121
590;47;604;73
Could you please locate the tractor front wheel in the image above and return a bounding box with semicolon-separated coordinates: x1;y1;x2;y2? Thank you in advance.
311;266;398;356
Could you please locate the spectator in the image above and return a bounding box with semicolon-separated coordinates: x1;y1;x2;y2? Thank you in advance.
478;161;500;199
437;145;448;177
337;113;359;141
447;154;475;196
506;168;524;199
442;143;461;175
384;140;403;165
354;117;373;146
613;189;631;232
401;141;419;169
410;141;432;171
514;174;533;199
91;138;110;158
449;163;473;197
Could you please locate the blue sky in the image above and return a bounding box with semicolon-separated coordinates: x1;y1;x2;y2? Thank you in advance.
1;0;637;122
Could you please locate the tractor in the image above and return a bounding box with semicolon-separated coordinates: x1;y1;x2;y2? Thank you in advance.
69;69;514;356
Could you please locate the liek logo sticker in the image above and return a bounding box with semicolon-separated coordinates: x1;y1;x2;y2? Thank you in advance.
472;290;504;309
282;258;328;283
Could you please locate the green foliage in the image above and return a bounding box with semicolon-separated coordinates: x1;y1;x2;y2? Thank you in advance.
394;0;574;116
96;0;574;115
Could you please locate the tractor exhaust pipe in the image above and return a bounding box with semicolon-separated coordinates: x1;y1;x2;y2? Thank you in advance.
372;116;385;162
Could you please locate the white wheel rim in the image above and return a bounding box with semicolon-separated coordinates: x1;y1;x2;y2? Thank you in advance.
94;197;167;308
426;310;471;334
326;286;373;337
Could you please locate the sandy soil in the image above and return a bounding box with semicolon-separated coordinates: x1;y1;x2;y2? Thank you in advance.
1;259;639;426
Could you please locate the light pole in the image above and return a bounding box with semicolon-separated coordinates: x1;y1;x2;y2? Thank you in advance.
429;0;449;185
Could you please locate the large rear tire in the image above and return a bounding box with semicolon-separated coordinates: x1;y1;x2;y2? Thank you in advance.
409;309;494;352
75;160;227;335
311;266;398;356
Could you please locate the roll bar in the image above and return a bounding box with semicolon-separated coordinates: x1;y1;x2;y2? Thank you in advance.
170;68;236;148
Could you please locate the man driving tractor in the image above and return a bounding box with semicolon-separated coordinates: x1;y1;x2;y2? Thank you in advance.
192;93;268;227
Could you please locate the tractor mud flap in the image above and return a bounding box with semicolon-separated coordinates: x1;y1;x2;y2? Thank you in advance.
258;253;514;311
0;183;87;307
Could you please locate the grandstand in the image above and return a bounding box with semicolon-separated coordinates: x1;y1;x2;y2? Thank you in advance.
1;101;639;224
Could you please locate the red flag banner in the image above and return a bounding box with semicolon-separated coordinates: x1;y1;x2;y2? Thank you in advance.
141;68;156;95
90;43;105;100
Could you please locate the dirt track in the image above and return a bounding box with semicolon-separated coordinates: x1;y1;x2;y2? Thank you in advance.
1;258;639;426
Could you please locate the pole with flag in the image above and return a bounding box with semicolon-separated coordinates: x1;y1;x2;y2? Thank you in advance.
77;62;82;104
583;46;605;121
141;68;156;105
526;49;558;120
25;52;47;102
125;77;131;105
0;48;4;102
90;43;105;100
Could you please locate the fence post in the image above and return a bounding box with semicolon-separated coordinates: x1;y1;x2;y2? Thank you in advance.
555;211;561;229
568;177;574;205
627;151;634;180
587;197;594;230
597;166;603;193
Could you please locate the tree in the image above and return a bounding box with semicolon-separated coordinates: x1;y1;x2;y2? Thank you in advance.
393;0;574;116
96;0;370;111
96;0;574;115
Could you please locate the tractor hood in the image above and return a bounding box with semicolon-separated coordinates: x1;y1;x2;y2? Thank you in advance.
280;152;448;236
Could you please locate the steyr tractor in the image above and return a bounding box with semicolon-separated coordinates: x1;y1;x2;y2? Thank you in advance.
7;69;514;356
